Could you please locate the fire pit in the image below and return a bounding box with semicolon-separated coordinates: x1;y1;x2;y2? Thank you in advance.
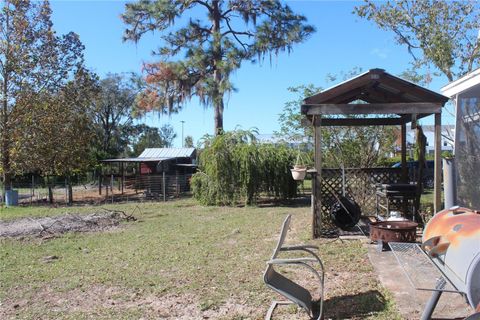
370;221;418;250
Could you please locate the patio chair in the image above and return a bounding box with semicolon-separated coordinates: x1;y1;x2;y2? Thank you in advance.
263;214;325;320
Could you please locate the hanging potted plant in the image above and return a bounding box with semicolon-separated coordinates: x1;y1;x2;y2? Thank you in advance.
291;151;308;181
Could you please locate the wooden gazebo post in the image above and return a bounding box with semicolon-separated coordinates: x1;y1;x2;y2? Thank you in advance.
401;123;408;183
312;116;322;238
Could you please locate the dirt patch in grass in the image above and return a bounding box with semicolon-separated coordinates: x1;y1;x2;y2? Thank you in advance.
0;210;135;239
0;284;261;319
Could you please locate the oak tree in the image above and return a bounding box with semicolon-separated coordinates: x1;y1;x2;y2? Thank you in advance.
0;0;84;193
131;124;177;156
184;135;194;148
92;73;144;159
355;0;480;81
12;69;98;203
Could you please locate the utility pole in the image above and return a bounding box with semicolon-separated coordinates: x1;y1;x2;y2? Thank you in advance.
181;120;185;147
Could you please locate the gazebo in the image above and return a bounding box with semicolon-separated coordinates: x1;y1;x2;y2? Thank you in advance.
301;69;449;238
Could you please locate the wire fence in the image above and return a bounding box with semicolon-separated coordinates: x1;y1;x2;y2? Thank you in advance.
1;173;193;206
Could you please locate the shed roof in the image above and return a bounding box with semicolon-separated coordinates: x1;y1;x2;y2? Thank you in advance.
101;148;196;163
139;148;195;158
101;157;173;163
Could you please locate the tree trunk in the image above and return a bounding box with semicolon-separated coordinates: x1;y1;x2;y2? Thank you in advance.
67;176;73;205
1;95;11;194
212;0;224;135
47;176;54;204
103;121;111;155
1;144;11;193
1;4;11;195
415;126;426;225
214;98;224;135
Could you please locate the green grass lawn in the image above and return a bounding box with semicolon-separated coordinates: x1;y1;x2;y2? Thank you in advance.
0;199;401;319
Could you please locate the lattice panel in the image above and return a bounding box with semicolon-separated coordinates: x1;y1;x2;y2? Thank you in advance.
319;168;403;219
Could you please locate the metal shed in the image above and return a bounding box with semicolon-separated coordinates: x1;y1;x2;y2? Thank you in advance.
101;148;197;200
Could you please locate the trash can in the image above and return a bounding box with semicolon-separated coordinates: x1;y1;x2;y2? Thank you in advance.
5;190;18;207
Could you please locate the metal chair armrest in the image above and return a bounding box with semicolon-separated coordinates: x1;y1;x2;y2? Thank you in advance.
267;257;317;265
280;244;319;251
296;247;326;317
276;246;325;276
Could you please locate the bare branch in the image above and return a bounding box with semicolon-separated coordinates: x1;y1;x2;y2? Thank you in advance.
222;16;253;51
191;0;212;12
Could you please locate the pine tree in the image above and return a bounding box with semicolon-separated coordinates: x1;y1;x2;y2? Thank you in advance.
122;0;314;135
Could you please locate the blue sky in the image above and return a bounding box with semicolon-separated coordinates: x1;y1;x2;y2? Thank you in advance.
50;0;452;147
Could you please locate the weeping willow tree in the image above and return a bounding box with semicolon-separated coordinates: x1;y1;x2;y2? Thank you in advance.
191;130;300;205
276;83;397;169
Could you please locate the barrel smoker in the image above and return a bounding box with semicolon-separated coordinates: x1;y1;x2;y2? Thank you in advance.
390;206;480;319
423;206;480;317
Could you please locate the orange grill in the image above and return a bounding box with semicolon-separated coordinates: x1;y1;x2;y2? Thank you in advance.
422;206;480;309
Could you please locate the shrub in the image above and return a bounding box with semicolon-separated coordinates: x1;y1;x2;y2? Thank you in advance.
191;131;299;205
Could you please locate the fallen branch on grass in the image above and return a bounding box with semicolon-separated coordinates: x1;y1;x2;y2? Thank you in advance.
0;209;137;239
100;208;137;222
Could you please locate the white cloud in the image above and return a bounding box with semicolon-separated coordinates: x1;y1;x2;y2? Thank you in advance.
370;47;389;59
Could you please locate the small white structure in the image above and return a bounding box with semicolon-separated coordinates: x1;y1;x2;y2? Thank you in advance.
416;125;455;154
441;69;480;209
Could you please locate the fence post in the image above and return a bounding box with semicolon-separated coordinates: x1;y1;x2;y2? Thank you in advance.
67;176;73;205
99;173;102;195
111;174;114;203
176;172;179;197
31;175;34;205
163;171;166;202
48;176;53;204
121;162;125;194
65;178;68;204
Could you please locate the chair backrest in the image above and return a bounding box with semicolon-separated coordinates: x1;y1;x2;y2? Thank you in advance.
271;214;291;260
